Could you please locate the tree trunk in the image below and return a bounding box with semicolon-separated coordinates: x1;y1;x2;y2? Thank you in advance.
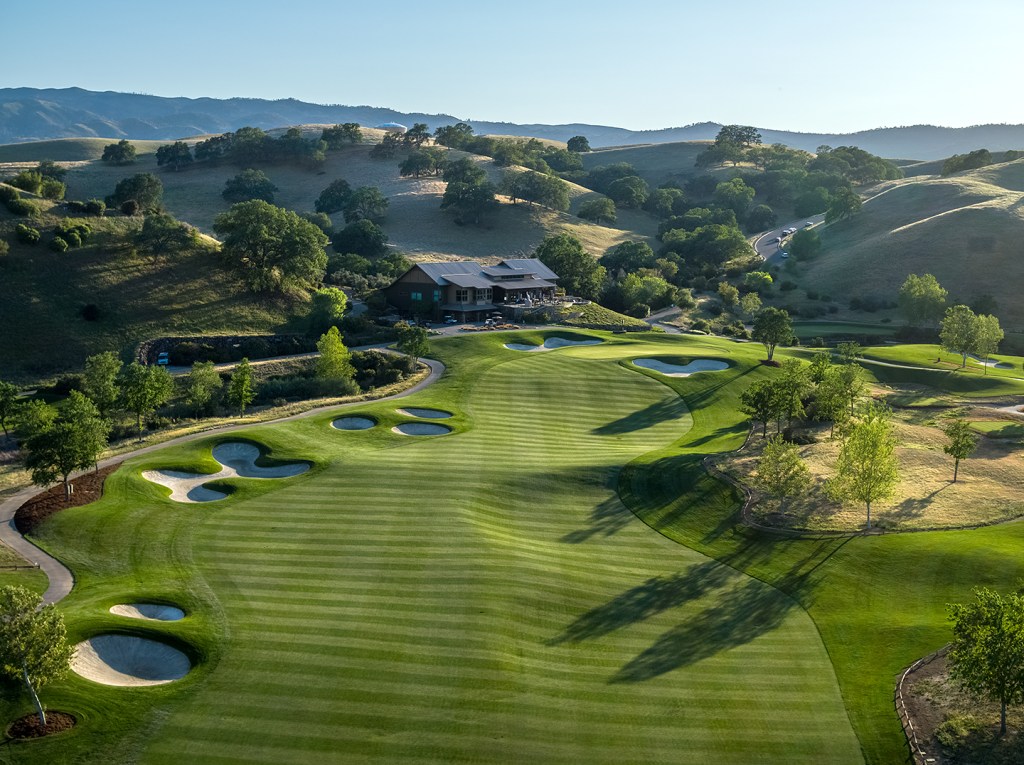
961;351;967;368
984;356;989;376
866;501;871;530
63;474;71;503
953;458;959;483
23;664;45;727
1001;699;1007;735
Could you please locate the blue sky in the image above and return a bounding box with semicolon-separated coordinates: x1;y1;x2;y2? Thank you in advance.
4;0;1022;132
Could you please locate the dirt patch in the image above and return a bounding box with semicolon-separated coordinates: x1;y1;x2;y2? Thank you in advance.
14;463;121;534
721;410;1024;532
905;653;1024;763
6;711;76;739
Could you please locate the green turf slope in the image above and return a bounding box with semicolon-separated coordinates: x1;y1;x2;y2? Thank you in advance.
16;332;861;765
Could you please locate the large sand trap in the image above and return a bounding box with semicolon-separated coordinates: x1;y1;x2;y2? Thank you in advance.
392;422;451;436
505;337;603;352
397;407;452;419
110;604;185;622
332;416;376;430
969;355;1014;369
71;635;192;686
633;358;729;377
142;442;309;503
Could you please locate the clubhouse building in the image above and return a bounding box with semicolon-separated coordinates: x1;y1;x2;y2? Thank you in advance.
384;259;560;322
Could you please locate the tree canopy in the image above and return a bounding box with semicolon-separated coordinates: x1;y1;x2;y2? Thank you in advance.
948;587;1024;735
756;435;811;510
343;186;389;224
0;586;74;727
222;168;277;204
751;307;792;361
567;136;591;153
534;234;606;301
826;402;899;528
227;358;255;414
156;141;193;171
118;362;173;434
898;273;947;326
101;139;137;165
942;417;979;483
23;391;109;499
214;200;329;293
106;173;163;211
314;178;352;214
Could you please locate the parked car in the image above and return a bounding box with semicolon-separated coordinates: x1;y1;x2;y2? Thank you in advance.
804;221;814;227
780;251;790;259
443;315;458;324
156;352;170;366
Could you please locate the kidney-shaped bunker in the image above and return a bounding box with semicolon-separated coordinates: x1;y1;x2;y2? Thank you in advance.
332;416;376;430
632;358;729;377
110;604;185;622
396;408;452;419
72;635;192;687
392;422;452;436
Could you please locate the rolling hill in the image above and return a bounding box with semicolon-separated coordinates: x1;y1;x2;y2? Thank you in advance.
792;159;1024;329
0;132;656;380
6;87;1024;158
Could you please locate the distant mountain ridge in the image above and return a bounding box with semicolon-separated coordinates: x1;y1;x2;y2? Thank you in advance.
3;87;1024;160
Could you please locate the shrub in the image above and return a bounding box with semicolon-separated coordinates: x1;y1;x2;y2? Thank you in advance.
806;290;819;300
15;224;40;244
55;221;92;246
0;240;8;257
0;185;19;204
690;318;711;332
66;200;87;213
6;198;40;217
810;336;826;347
780;280;798;291
50;236;69;253
85;199;106;216
120;199;140;216
40;179;65;200
9;171;43;194
935;714;979;752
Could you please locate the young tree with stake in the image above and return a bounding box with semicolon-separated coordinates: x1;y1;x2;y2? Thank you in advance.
942;417;979;483
826;401;899;529
0;586;74;728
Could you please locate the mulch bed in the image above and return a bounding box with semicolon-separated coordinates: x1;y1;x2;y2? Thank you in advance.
14;463;121;535
6;711;76;739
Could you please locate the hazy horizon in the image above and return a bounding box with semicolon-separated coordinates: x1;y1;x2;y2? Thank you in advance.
3;0;1022;133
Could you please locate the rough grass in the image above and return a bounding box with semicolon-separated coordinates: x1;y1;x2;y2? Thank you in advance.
579;141;710;188
793;162;1024;329
0;138;166;162
0;209;306;382
2;331;862;765
728;412;1024;531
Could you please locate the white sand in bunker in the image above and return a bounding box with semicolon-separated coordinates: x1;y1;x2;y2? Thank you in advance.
392;422;452;436
142;442;309;503
396;407;452;419
633;358;729;377
505;337;603;352
71;635;192;686
332;416;376;430
109;604;185;621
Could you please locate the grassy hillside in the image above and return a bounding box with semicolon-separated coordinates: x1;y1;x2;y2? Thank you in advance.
0;137;166;162
54;141;651;261
0;204;306;381
790;159;1024;330
580;141;710;188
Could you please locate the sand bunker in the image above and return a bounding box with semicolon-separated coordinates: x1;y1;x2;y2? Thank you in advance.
110;604;185;622
71;635;192;687
332;416;376;430
142;442;309;503
633;358;729;377
397;407;452;419
505;337;602;352
392;422;452;436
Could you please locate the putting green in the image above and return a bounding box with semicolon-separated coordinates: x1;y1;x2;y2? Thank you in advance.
11;332;863;764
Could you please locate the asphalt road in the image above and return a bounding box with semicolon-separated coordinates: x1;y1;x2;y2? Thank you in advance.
752;213;826;266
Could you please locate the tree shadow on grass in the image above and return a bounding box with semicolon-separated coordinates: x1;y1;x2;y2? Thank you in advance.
591;397;690;436
561;495;635;543
610;574;804;683
548;561;735;645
